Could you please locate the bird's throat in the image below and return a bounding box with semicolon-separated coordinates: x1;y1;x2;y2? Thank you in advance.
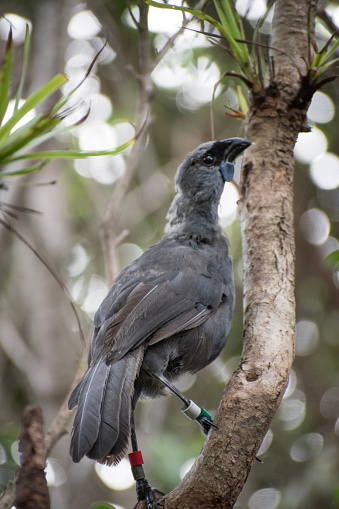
164;192;222;241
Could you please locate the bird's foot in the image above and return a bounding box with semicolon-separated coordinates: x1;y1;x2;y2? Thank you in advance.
129;450;159;509
136;479;158;509
196;413;218;435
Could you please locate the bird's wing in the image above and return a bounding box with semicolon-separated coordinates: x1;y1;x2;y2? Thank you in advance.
93;269;227;363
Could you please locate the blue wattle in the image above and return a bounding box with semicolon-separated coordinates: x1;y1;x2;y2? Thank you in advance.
220;161;235;182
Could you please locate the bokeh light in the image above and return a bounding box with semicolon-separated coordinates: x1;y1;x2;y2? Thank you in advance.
295;320;319;356
10;441;20;465
290;433;323;462
299;208;330;246
0;13;30;44
307;91;335;124
257;428;274;456
235;0;267;20
3;100;36;132
310;153;339;190
77;122;117;151
294;128;327;164
118;243;144;269
248;487;281;509
179;458;195;479
279;390;306;430
45;458;67;487
218;182;239;227
71;275;109;318
0;444;7;465
67;10;102;40
283;369;297;399
66;244;89;277
124;2;183;35
320;387;339;419
74;155;125;184
95;458;134;490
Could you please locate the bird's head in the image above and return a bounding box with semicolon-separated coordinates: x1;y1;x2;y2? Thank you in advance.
175;138;251;201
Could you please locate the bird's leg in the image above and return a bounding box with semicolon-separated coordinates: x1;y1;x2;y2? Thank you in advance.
129;411;157;509
147;370;218;435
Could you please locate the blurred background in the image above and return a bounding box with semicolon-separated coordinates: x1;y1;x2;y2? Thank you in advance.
0;1;339;508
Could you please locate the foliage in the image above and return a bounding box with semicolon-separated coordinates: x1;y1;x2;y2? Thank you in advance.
0;24;134;177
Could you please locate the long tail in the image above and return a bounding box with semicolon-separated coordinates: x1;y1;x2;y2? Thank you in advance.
68;349;144;465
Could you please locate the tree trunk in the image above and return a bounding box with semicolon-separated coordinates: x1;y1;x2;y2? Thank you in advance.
159;1;316;507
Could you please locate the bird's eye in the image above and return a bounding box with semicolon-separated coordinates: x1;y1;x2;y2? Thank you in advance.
203;154;215;166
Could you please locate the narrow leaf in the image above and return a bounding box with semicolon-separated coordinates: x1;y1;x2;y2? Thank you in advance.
14;24;32;113
0;73;67;145
0;137;134;164
0;115;61;162
50;42;106;117
2;160;47;176
0;27;13;125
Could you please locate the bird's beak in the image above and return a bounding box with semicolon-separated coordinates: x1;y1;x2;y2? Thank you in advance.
220;138;251;182
224;138;252;163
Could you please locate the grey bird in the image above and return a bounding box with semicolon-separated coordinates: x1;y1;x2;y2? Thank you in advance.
68;137;251;467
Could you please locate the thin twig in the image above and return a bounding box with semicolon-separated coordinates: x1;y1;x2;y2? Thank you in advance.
100;0;207;284
100;3;153;284
153;0;207;68
317;8;339;36
0;482;15;509
0;218;85;346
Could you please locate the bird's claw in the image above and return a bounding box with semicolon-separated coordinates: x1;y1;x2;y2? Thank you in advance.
197;415;218;435
136;479;157;509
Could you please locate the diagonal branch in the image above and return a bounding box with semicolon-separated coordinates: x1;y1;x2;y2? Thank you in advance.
140;1;317;508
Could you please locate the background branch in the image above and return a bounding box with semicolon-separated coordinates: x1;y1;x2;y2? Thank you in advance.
14;406;50;509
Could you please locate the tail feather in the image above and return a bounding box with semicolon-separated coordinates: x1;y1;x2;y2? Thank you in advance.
70;359;110;462
107;350;143;464
87;360;126;461
69;349;144;464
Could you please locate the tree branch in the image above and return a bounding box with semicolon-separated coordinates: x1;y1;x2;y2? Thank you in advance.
99;3;153;284
152;1;317;508
14;406;50;509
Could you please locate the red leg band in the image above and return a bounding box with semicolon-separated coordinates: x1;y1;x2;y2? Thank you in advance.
128;450;144;467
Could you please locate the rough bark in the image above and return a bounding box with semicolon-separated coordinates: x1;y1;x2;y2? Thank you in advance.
154;1;317;508
14;406;50;509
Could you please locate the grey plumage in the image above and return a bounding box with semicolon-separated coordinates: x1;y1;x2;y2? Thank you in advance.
68;137;251;465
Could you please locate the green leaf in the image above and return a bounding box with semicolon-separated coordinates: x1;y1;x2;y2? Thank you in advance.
333;486;339;505
213;0;249;66
89;503;116;509
50;41;107;117
6;118;86;156
0;73;68;145
0;27;13;126
236;85;249;114
0;114;61;163
0;137;135;165
0;27;135;175
324;250;339;271
2;160;47;177
14;24;32;113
